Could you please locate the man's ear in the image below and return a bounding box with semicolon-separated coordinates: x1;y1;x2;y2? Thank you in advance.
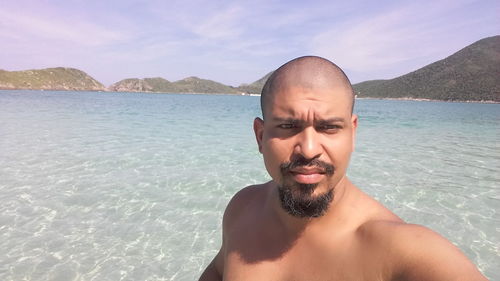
253;117;264;153
351;114;358;152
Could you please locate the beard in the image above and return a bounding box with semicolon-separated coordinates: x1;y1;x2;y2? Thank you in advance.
277;157;335;218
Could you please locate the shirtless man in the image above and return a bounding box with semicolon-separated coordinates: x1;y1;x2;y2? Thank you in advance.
199;56;487;281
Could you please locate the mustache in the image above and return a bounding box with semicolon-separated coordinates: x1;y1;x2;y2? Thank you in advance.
280;157;334;176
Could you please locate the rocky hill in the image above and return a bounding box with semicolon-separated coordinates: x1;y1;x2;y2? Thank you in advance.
172;76;239;94
109;76;240;94
0;67;105;91
352;36;500;102
236;36;500;101
237;72;273;95
2;36;497;100
108;77;174;92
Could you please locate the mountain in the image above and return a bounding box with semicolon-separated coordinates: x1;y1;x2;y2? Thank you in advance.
237;72;273;95
235;36;500;101
0;67;105;91
353;36;500;102
2;36;497;99
108;77;175;92
109;76;240;94
172;76;239;94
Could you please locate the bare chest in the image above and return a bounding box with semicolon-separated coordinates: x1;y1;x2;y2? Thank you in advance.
223;228;380;281
223;250;374;281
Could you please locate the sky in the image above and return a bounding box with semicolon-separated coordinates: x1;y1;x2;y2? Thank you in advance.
1;0;499;86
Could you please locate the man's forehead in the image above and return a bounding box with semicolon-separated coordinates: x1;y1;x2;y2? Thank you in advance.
271;84;351;99
267;86;352;117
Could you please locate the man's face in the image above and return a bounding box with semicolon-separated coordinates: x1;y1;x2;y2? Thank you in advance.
254;85;357;217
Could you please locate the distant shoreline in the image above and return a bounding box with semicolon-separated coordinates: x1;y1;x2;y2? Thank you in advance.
2;36;499;103
1;89;498;104
0;88;245;96
355;97;500;104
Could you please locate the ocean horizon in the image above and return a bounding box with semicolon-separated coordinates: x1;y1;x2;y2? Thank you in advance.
0;90;498;280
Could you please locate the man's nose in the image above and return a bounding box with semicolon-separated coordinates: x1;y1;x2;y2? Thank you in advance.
294;126;322;160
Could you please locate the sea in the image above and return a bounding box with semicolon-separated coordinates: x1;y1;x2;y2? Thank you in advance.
0;90;498;281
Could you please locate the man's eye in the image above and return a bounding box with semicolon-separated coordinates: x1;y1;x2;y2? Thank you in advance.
318;124;342;131
278;124;295;129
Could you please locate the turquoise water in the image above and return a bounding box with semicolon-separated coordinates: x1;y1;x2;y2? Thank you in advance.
0;90;498;280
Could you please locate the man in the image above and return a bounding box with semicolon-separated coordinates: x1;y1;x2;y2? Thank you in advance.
199;56;487;280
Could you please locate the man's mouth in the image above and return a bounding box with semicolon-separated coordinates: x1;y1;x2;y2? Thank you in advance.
280;157;335;185
289;167;326;184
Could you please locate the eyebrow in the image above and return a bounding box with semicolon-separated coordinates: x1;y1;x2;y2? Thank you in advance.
272;117;300;123
271;117;346;123
317;117;346;124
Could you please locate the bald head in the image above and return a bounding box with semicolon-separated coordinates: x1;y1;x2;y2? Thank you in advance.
260;56;355;119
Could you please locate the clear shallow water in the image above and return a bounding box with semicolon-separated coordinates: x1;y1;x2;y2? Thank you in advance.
0;90;498;280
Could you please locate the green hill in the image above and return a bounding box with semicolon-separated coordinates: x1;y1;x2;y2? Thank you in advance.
353;36;500;101
3;35;497;99
172;76;239;94
108;77;175;92
109;76;240;94
237;72;273;95
0;67;105;91
235;36;500;101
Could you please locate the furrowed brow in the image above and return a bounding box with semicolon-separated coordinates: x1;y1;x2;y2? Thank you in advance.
271;117;302;123
317;117;346;124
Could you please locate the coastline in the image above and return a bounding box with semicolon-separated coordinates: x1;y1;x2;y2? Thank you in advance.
354;96;500;104
1;89;498;103
0;88;246;96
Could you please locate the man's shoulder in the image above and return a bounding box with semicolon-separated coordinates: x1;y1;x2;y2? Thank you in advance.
222;182;269;227
226;182;269;209
357;219;441;249
356;220;486;280
349;185;447;248
357;218;458;250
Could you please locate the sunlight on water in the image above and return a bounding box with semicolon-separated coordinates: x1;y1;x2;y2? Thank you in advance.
0;91;498;280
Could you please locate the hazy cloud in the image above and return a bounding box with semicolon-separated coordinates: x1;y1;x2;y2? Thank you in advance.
0;9;127;47
309;0;500;80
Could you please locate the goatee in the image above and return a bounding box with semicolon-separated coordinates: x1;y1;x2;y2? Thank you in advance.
278;157;335;218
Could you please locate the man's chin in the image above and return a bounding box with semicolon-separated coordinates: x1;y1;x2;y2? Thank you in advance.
278;183;334;218
283;181;317;195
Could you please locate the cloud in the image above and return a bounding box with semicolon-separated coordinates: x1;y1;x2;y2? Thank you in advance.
311;9;423;70
0;9;127;48
309;0;500;80
191;6;244;40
